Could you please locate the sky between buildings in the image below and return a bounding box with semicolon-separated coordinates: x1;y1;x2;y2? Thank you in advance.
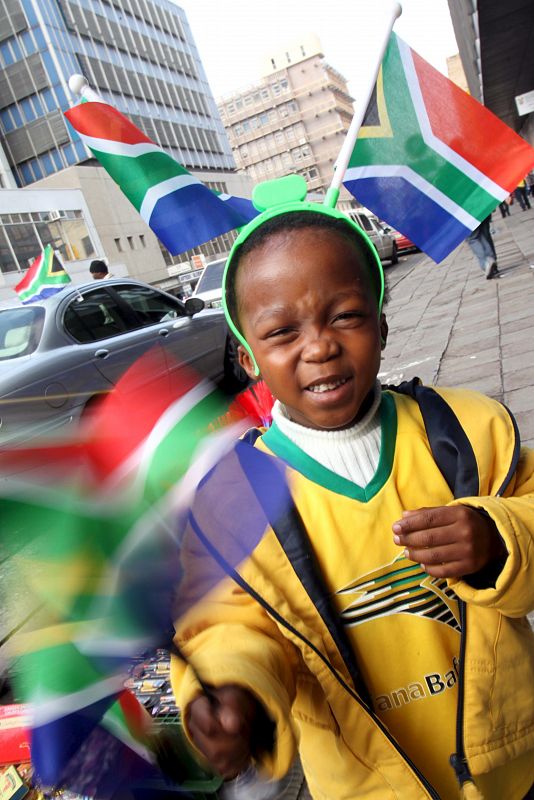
174;0;459;103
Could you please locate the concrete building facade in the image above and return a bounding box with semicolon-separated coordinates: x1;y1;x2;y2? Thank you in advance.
0;0;236;186
0;162;252;303
218;35;356;209
0;0;254;293
447;0;534;146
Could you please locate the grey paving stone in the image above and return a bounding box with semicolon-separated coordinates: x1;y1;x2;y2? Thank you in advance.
438;360;501;386
503;367;534;393
501;337;534;359
510;411;534;442
503;385;534;414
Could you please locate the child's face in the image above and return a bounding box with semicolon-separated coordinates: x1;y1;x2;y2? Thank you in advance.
236;227;387;430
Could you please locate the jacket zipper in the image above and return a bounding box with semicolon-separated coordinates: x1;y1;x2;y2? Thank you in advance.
450;599;473;789
188;512;442;799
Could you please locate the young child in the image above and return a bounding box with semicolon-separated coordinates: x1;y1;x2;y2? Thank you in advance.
171;177;534;800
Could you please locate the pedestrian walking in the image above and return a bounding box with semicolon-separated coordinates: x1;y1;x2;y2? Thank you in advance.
514;180;531;211
466;213;499;278
499;199;511;218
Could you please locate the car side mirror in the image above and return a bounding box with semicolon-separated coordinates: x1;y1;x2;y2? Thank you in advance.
383;226;391;233
184;297;205;316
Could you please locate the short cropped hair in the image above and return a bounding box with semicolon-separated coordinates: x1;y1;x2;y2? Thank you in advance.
89;259;108;274
226;211;387;331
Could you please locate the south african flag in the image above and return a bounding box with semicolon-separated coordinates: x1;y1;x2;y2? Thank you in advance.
14;244;71;304
343;33;534;263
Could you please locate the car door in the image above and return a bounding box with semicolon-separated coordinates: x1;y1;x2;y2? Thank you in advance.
61;284;170;391
109;283;224;382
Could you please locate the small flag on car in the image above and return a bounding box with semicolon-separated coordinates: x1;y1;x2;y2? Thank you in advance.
14;244;71;304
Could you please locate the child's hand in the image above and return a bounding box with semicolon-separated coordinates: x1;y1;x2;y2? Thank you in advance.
186;685;263;779
392;505;506;578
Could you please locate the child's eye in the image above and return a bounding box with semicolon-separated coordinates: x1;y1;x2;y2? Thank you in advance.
333;311;365;323
266;327;294;338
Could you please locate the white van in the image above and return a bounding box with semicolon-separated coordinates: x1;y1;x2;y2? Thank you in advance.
192;257;226;308
345;209;398;265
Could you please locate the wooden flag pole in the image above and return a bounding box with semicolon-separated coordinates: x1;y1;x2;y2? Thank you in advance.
324;2;402;209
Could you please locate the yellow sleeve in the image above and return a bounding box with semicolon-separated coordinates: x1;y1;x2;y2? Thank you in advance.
171;569;299;779
449;446;534;617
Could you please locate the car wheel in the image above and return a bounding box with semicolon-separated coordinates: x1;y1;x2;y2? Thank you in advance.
390;242;399;265
220;336;250;394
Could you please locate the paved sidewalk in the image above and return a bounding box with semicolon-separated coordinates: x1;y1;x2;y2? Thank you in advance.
379;205;534;446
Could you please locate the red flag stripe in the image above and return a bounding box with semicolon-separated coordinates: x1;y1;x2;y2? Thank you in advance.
413;51;534;192
65;102;153;146
15;251;43;293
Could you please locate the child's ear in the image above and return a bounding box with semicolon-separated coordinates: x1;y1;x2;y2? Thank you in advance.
238;344;260;380
380;314;388;350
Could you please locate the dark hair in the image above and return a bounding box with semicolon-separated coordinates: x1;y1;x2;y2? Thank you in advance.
89;259;108;274
226;211;388;330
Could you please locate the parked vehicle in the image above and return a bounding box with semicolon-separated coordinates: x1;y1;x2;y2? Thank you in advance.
389;229;418;254
192;257;226;308
0;278;248;445
344;209;398;265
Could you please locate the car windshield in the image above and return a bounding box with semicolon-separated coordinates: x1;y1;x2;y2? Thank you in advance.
195;260;225;293
0;306;45;360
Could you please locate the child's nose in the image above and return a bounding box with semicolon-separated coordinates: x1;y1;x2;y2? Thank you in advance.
301;331;340;362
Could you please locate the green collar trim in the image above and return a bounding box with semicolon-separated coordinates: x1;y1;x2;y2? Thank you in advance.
262;392;397;501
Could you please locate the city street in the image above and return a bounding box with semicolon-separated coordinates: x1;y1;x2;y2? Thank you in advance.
380;205;534;447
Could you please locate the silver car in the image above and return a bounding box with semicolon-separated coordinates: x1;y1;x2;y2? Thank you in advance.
345;210;399;265
0;278;247;445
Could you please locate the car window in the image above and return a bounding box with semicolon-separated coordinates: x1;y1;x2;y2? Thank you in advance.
112;284;186;326
63;288;132;343
195;260;225;294
356;215;374;233
0;306;45;360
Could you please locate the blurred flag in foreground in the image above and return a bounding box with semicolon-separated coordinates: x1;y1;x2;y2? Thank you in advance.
1;355;284;798
14;244;71;304
65;96;258;255
343;33;534;263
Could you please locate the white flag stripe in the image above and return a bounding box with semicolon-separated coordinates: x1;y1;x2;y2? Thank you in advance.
140;173;202;223
397;38;509;202
31;674;126;726
77;132;161;159
101;707;155;762
102;379;215;494
344;164;480;230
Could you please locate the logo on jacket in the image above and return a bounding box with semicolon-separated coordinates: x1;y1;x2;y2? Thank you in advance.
337;555;461;631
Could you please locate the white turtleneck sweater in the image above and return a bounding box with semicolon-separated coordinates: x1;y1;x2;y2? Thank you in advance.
271;382;382;486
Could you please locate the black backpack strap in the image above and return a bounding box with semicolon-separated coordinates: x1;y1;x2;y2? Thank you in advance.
386;379;480;498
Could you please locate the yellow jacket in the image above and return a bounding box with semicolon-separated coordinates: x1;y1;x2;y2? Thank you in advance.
172;387;534;799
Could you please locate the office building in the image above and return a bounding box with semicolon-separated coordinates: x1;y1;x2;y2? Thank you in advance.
0;0;236;186
0;0;252;291
218;34;356;208
447;0;533;145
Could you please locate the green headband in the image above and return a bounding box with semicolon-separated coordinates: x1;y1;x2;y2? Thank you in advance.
222;175;385;376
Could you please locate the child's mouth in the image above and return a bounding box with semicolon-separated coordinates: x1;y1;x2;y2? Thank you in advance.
306;377;349;394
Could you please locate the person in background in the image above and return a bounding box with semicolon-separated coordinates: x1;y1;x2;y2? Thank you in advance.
466;214;499;279
89;259;112;280
514;179;531;211
498;199;511;218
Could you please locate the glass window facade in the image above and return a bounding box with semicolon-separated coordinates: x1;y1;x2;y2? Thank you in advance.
0;210;96;273
0;0;236;186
